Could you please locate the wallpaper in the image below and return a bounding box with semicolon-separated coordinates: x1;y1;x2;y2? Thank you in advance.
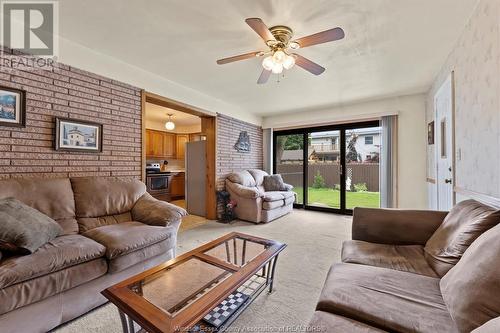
426;0;500;199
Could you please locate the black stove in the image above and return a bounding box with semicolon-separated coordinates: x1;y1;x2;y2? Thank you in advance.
146;170;173;175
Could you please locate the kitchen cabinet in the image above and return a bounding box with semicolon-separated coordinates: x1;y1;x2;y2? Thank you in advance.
145;129;176;158
163;133;176;158
146;130;202;160
176;134;189;160
146;131;163;156
170;172;185;198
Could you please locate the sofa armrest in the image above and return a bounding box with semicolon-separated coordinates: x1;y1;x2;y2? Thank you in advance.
132;193;187;227
226;181;262;199
283;183;294;191
352;207;448;245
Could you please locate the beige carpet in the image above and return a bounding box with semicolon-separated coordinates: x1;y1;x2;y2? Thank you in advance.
54;210;352;332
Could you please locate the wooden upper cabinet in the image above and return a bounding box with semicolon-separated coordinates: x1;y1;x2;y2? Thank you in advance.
145;129;176;158
163;133;176;158
176;134;189;160
151;130;164;157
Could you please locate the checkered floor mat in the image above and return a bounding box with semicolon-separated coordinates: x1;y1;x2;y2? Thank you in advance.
202;292;249;328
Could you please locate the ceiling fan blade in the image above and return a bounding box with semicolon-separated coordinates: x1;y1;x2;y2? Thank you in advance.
245;18;276;42
293;54;325;75
294;27;345;48
257;69;271;84
216;52;260;65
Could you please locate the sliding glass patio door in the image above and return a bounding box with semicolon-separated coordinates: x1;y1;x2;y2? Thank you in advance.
306;130;342;210
274;133;305;205
273;121;381;214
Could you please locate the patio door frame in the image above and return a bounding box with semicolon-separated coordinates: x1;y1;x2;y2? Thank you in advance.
273;120;380;215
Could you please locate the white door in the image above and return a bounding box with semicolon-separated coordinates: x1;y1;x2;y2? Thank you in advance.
434;74;454;211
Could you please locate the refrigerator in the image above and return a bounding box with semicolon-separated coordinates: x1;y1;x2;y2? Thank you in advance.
185;140;206;216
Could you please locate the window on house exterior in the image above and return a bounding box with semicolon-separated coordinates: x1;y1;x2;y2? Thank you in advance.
365;136;373;145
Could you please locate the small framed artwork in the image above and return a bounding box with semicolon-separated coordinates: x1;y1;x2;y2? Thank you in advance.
427;121;435;145
55;117;103;153
0;86;26;127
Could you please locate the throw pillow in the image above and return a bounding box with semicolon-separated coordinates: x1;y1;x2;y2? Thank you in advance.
440;223;500;332
0;197;63;254
424;199;500;276
263;174;286;192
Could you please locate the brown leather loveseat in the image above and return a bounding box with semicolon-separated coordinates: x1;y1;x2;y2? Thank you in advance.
309;200;500;332
0;177;187;333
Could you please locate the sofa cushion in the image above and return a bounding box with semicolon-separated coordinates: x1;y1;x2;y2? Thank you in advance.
309;311;387;333
317;263;457;333
77;212;133;233
263;174;285;191
0;178;78;235
71;177;146;219
0;234;106;289
0;198;63;254
83;221;175;272
107;238;175;273
262;191;295;202
226;170;256;187
342;240;438;277
425;199;500;276
262;200;284;210
248;169;268;186
0;258;107;315
440;223;500;333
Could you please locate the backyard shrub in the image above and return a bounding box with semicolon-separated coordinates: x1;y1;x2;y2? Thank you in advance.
312;171;326;188
353;183;368;192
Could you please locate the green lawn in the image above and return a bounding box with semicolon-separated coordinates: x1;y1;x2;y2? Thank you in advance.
293;187;380;209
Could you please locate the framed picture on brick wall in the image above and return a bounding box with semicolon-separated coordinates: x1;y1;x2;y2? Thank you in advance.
0;86;26;127
55;117;103;153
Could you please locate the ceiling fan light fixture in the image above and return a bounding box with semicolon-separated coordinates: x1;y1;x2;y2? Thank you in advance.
272;50;286;64
271;62;283;74
283;54;296;70
262;56;274;70
165;113;175;131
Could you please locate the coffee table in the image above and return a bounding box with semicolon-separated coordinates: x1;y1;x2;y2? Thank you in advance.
102;232;286;333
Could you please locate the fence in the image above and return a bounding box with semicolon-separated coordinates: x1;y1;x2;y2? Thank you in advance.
276;163;379;192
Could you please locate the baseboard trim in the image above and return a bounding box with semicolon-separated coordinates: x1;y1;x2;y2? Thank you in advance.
454;186;500;209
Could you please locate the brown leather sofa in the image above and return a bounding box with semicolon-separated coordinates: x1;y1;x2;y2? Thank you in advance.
0;177;187;333
225;169;295;223
309;202;500;333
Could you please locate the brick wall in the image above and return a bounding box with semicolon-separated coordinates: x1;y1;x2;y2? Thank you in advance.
216;113;263;191
0;48;142;180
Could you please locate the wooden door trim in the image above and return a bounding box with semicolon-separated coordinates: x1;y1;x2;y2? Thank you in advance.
141;90;146;182
142;91;217;219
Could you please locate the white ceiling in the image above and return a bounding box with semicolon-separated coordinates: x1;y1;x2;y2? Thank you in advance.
145;102;201;127
59;0;478;117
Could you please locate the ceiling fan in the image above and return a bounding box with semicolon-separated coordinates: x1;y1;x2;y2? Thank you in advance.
216;18;345;84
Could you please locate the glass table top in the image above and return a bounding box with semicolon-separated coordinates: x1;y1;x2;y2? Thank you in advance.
203;236;268;268
128;258;231;315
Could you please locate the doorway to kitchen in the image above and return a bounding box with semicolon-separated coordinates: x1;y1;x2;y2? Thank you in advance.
273;121;381;215
141;92;217;223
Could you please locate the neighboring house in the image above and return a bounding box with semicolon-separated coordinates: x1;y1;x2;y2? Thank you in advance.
280;149;304;164
309;128;381;162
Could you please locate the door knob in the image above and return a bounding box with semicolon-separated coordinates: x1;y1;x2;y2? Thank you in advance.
445;178;452;184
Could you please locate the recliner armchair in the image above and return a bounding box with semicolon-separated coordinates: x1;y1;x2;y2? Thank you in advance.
225;169;295;223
